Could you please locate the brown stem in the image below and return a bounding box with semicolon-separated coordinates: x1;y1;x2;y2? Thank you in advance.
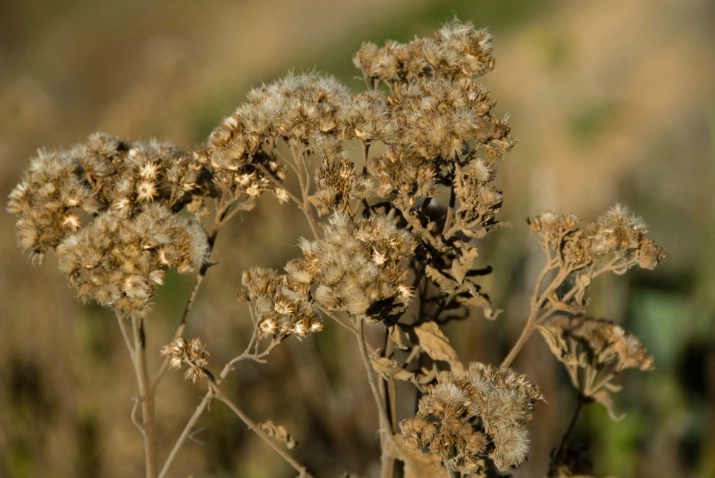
548;394;587;477
356;320;397;478
501;264;573;368
131;315;158;478
152;225;220;387
379;328;397;478
290;142;321;239
255;162;303;206
159;330;277;477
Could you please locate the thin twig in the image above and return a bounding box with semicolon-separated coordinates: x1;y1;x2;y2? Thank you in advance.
159;328;278;477
255;163;302;206
209;380;313;477
116;315;135;357
290;142;321;239
501;264;574;368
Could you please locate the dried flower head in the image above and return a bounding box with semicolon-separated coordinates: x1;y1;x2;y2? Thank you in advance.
354;20;495;88
55;204;208;318
538;315;654;419
527;205;666;273
240;266;322;338
292;212;415;322
401;362;543;473
7;133;211;318
161;337;210;383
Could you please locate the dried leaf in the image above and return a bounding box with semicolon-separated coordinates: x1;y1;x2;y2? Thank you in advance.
591;390;626;422
388;434;448;478
454;281;496;319
412;364;439;386
371;357;415;382
259;420;297;449
451;243;478;285
425;265;457;292
389;324;412;350
414;321;459;365
537;324;568;359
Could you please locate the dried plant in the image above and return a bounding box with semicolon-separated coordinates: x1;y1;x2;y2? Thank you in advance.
7;20;666;478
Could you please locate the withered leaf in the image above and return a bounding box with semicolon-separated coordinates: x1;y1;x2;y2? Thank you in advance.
451;243;479;285
388;434;448;478
259;420;297;449
591;389;626;422
425;265;457;292
389;324;412;350
414;321;459;365
371;357;415;382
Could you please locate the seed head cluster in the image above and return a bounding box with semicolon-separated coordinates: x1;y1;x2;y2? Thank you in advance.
353;20;495;87
400;362;543;474
239;266;323;338
539;315;654;374
7;20;667;477
286;212;415;322
161;337;210;383
527;204;666;273
7;133;210;317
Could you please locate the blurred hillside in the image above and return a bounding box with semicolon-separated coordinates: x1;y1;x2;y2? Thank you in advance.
1;1;713;477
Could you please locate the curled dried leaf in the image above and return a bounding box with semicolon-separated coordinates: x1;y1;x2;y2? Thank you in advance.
414;321;460;367
259;420;297;449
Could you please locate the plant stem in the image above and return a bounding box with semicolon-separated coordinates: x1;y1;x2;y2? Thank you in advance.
159;333;278;477
356;320;396;477
158;390;212;478
548;394;587;477
131;315;158;478
501;264;573;368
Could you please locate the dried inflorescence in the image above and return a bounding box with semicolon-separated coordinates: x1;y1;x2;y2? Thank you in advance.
6;19;668;478
527;205;666;274
239;266;323;338
7;133;210;318
56;204;207;318
354;20;495;87
539;315;654;374
286;212;415;322
401;362;543;474
523;205;666;318
538;315;654;419
161;337;210;383
205;73;348;202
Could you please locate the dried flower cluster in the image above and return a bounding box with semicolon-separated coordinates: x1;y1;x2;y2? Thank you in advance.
538;315;654;419
401;362;543;474
288;212;415;322
7;134;210;317
161;337;210;383
527;205;666;278
57;204;206;317
353;21;495;87
7;19;668;478
239;266;323;338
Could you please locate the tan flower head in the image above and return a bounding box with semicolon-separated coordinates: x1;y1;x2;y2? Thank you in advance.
161;337;210;383
296;212;415;322
401;362;543;473
240;266;322;339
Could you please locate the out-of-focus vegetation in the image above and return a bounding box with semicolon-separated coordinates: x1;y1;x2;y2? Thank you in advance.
1;1;713;477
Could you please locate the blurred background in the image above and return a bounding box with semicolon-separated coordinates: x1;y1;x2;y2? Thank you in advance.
1;1;713;477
